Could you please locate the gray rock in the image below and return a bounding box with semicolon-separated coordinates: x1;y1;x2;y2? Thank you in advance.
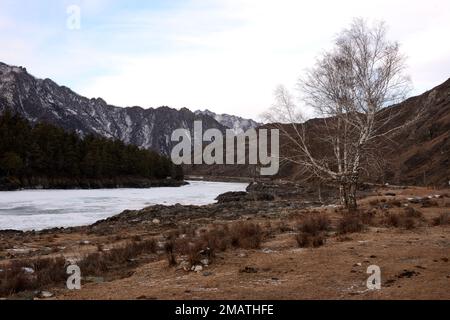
192;265;203;272
38;291;54;298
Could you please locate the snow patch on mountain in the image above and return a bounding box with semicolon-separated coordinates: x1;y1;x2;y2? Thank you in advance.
195;109;262;134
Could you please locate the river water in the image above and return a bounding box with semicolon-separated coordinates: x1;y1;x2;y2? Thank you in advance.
0;181;248;231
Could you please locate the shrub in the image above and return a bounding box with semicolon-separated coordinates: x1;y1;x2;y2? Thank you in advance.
337;215;364;234
384;213;418;229
79;239;157;275
433;212;450;226
296;233;326;248
389;200;402;207
164;239;177;267
421;199;439;208
298;214;331;236
229;222;263;249
404;207;423;219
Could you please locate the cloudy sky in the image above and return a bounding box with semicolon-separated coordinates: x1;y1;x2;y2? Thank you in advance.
1;0;449;119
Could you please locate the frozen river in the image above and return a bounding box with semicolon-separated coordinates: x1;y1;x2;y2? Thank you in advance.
0;181;248;231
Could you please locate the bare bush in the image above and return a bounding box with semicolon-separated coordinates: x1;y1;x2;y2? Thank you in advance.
433;212;450;226
297;214;331;235
337;215;365;234
296;233;326;248
80;239;157;275
0;257;66;296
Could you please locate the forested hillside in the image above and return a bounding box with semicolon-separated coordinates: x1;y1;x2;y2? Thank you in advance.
0;111;184;190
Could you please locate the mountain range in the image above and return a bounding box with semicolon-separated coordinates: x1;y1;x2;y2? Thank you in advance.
0;62;260;155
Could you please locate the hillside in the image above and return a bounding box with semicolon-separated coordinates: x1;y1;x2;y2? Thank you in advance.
189;78;450;187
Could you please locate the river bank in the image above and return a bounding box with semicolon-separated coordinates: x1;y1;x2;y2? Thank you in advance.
0;183;449;299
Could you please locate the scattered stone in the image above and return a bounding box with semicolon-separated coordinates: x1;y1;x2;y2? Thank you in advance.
22;267;34;274
354;263;362;267
79;240;90;245
152;219;161;225
200;259;209;266
7;248;32;254
203;271;213;277
192;265;203;272
397;270;420;279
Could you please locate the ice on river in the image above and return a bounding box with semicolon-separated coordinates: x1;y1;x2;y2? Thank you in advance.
0;181;248;231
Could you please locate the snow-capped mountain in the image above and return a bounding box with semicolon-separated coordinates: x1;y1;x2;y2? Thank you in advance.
195;109;262;134
0;62;227;155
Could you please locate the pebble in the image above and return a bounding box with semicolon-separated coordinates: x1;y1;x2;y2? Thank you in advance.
22;267;35;274
38;291;54;298
200;259;209;266
192;265;203;272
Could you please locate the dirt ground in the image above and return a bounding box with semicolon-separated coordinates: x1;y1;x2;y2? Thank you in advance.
1;186;449;300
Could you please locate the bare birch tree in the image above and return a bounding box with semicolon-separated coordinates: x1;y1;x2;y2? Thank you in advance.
263;19;416;210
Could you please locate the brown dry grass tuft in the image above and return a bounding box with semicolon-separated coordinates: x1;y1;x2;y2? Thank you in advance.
297;214;331;236
294;214;330;248
0;257;66;296
166;222;264;268
337;215;365;234
295;233;326;248
229;222;263;249
79;239;157;275
432;212;450;226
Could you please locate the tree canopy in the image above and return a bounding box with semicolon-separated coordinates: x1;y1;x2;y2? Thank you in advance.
0;110;182;182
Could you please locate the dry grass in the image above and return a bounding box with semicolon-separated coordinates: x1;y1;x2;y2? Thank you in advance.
294;214;330;248
383;207;424;230
0;257;66;296
337;215;365;234
433;212;450;226
295;233;326;248
79;239;157;275
166;222;264;268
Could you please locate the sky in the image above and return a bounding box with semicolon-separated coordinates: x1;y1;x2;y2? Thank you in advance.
0;0;449;120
